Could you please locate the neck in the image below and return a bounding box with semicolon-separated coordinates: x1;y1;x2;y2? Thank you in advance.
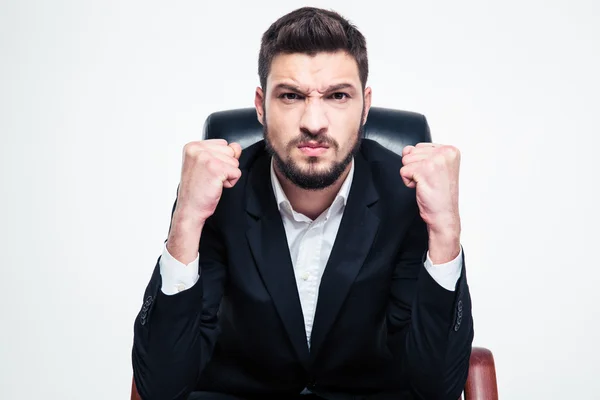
274;162;352;220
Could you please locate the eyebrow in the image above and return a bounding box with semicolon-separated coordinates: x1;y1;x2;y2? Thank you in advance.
273;82;357;94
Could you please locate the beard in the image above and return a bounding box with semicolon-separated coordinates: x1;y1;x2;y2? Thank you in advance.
263;113;364;191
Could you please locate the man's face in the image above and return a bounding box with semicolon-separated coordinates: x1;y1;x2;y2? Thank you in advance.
255;51;371;190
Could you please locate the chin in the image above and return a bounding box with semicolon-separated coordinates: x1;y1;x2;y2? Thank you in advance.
295;157;333;171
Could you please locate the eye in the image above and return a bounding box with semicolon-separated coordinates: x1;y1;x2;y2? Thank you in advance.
279;93;304;101
329;92;350;101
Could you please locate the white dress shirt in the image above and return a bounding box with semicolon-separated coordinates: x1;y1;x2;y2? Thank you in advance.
160;158;463;347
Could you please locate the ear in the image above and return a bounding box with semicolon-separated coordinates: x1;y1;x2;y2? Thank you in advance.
362;86;372;125
255;87;265;125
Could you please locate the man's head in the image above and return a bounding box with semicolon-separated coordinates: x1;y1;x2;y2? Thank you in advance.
255;7;372;190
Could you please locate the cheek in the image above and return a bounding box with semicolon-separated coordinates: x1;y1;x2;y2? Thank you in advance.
267;116;300;145
266;125;292;153
331;117;361;146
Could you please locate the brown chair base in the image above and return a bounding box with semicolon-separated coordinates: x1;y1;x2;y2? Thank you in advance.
131;346;498;400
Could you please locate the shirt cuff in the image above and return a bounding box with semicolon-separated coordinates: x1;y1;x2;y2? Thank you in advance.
423;246;463;291
159;243;200;295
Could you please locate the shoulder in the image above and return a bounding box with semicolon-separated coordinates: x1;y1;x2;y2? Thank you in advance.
359;139;416;208
238;140;267;171
359;139;404;177
213;139;268;214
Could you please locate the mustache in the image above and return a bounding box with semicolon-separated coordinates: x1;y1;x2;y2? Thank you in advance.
287;131;339;149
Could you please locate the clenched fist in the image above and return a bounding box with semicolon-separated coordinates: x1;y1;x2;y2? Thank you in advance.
167;139;242;264
175;139;242;222
400;142;461;263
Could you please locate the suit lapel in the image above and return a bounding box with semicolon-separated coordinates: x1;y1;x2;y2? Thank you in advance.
309;152;380;361
245;152;310;366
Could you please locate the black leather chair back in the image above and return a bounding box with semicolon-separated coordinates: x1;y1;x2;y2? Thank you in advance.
202;107;431;156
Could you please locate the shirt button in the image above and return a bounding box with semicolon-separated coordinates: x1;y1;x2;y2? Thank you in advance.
176;283;186;292
301;272;309;281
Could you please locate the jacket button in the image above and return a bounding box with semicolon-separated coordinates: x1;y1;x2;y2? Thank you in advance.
457;300;463;312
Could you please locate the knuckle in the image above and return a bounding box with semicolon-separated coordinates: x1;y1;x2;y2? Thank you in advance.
184;143;208;160
433;155;446;167
224;146;235;158
183;142;196;156
453;147;462;160
443;145;460;158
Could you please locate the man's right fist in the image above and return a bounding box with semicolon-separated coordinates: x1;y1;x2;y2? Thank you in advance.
175;139;242;224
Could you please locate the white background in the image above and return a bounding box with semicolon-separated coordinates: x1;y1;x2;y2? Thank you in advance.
1;0;599;398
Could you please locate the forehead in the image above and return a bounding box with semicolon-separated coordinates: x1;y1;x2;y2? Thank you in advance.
267;51;360;92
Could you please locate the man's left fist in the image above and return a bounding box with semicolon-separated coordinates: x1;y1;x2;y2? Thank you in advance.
400;143;461;236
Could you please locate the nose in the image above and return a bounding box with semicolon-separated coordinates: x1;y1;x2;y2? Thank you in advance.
299;98;328;136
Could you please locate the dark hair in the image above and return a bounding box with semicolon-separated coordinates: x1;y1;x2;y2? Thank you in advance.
258;7;368;91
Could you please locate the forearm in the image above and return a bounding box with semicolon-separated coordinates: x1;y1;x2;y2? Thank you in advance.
132;263;208;400
133;211;225;399
389;265;473;399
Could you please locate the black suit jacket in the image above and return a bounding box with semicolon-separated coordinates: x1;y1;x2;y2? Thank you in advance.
132;139;474;400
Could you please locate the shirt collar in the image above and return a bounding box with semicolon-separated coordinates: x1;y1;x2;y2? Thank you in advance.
270;157;355;219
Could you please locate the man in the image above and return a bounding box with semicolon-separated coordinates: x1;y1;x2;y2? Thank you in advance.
132;6;473;400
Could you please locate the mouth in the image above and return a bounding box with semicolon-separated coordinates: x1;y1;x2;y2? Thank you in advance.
297;142;329;156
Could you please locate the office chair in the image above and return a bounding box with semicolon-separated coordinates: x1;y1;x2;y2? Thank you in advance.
131;107;498;400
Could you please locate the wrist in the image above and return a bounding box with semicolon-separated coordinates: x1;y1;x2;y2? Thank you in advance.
172;206;207;232
166;210;205;265
427;212;461;237
427;217;461;264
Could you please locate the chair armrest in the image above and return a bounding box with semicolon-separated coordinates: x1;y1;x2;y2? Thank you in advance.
131;377;141;400
464;347;498;400
130;347;499;400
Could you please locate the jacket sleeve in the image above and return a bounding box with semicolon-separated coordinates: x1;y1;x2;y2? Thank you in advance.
386;213;474;400
131;201;227;400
